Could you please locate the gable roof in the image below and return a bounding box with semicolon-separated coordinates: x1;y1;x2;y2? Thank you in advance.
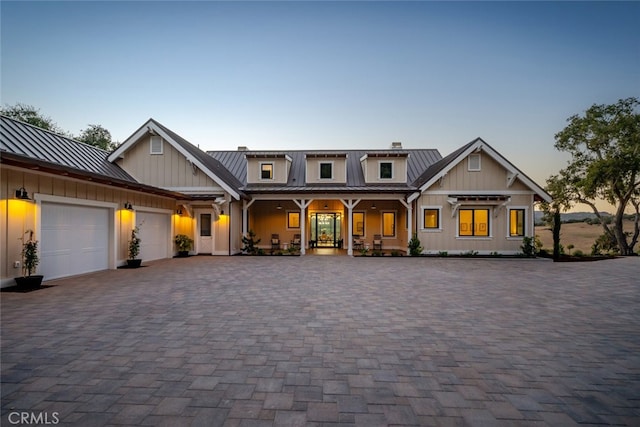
414;137;552;202
209;148;443;193
108;119;245;200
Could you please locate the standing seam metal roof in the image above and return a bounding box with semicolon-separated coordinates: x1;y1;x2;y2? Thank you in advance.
0;116;136;182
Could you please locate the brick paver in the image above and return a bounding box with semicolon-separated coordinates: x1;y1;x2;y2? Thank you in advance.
1;255;639;426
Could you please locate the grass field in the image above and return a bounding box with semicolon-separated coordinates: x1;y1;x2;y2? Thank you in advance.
535;219;637;254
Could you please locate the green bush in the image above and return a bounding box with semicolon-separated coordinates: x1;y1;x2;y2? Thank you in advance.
408;233;423;256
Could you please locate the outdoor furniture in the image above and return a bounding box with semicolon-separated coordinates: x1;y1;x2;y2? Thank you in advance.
271;234;280;252
373;234;382;251
291;234;301;249
353;234;363;250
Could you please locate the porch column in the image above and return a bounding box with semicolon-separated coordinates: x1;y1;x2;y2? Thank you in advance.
294;199;312;255
399;198;412;256
242;199;255;236
340;199;361;256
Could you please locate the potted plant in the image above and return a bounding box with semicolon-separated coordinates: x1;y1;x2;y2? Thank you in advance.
174;234;193;257
127;226;142;268
15;229;43;289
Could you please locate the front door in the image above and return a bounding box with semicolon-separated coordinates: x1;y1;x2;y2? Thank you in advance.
197;211;213;254
311;213;342;247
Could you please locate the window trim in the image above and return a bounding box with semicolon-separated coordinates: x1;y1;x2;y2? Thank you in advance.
468;153;481;171
457;207;491;238
378;161;393;180
507;207;527;238
287;211;300;229
381;211;396;238
352;211;365;237
422;206;442;231
260;162;274;180
319;161;334;180
150;136;163;155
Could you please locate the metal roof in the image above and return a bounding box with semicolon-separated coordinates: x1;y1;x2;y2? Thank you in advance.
209;148;442;191
1;115;136;182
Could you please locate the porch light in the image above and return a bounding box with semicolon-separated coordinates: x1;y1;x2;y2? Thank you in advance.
15;187;30;200
371;203;377;210
177;208;183;215
324;203;329;209
124;201;133;210
276;203;282;210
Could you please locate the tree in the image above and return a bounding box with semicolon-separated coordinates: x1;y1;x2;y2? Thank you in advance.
0;103;64;134
549;97;640;255
78;124;115;151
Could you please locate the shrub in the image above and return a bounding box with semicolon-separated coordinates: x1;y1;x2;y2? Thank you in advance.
128;226;141;260
592;232;619;255
573;249;585;257
242;229;261;255
438;251;448;257
461;250;478;257
390;250;401;257
408;233;423;256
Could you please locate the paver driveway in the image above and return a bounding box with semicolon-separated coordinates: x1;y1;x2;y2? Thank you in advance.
1;256;639;426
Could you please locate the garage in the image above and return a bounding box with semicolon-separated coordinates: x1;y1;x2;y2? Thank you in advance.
41;203;111;280
136;211;171;261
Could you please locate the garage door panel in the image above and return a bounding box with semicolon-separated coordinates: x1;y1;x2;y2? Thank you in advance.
41;203;110;280
136;212;170;261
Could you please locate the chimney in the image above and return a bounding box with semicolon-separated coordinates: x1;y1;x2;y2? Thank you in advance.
391;141;402;149
237;146;249;151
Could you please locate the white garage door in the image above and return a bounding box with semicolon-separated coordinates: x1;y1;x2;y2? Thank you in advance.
136;211;170;261
41;203;110;280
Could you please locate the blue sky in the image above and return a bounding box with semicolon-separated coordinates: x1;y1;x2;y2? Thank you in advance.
2;1;638;193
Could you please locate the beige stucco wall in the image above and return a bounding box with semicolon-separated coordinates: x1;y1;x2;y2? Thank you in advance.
415;153;536;254
305;158;347;184
246;157;290;184
115;136;221;190
362;157;408;183
0;166;184;285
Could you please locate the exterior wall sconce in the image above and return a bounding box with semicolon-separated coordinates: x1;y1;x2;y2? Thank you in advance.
124;202;133;210
177;208;183;215
220;209;224;215
15;187;31;200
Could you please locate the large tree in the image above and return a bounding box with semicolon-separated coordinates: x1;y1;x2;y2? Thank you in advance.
0;103;64;134
77;124;114;151
549;97;640;255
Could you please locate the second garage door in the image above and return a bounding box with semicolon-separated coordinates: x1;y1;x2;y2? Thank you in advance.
136;211;170;261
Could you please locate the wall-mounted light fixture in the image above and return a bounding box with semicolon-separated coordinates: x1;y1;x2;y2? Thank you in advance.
124;202;133;210
220;209;224;215
371;203;377;210
177;208;183;215
276;202;282;210
15;187;30;200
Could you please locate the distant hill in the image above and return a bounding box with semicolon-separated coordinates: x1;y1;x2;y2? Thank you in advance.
534;211;612;225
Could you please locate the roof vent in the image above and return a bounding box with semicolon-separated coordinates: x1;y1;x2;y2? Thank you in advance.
238;146;249;151
391;141;402;149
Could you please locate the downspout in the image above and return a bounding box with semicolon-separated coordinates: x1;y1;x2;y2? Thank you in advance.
228;200;232;256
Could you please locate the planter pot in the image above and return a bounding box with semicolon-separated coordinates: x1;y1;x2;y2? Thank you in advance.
177;251;189;258
127;259;142;268
15;275;44;289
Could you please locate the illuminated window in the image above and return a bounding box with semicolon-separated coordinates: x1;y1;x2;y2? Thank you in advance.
379;162;393;179
261;163;273;180
459;209;489;236
509;209;525;236
320;162;333;179
353;212;365;236
288;212;300;229
382;212;395;237
423;208;440;229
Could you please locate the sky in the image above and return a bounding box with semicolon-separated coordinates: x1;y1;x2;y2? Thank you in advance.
1;1;639;208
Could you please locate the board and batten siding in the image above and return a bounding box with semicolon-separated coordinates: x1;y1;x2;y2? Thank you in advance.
115;136;220;189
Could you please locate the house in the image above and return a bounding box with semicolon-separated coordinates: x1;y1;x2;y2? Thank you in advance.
1;115;551;286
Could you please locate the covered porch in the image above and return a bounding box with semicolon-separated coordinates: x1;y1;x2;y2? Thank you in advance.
241;194;414;255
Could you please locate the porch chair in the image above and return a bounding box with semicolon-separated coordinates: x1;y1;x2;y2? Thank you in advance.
271;234;281;253
373;234;382;251
291;234;301;249
353;234;363;251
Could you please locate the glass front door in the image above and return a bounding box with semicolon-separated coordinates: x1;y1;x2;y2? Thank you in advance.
310;213;342;247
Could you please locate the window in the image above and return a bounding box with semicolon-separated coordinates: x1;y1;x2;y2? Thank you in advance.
320;162;333;179
423;208;440;229
459;208;489;236
352;212;365;236
379;162;393;179
261;163;273;180
509;209;525;237
468;154;481;171
150;136;163;155
288;212;300;229
382;212;395;237
200;214;211;237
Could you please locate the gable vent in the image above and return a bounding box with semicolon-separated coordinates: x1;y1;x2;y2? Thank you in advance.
150;136;163;155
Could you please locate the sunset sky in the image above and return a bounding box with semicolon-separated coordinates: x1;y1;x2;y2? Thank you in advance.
2;1;638;205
